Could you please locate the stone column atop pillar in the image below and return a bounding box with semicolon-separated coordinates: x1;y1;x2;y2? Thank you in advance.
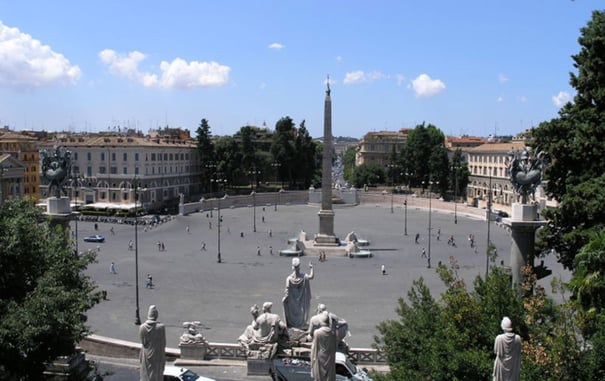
316;78;338;246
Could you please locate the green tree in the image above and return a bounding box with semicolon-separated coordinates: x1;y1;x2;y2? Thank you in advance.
401;123;449;194
342;146;356;185
451;148;470;200
271;117;297;188
529;10;605;269
293;121;319;189
0;199;101;379
195;118;215;192
352;163;384;188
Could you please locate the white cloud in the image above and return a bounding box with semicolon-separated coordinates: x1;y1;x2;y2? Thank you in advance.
0;21;81;88
498;73;509;83
99;49;230;89
343;70;385;85
517;95;527;103
335;55;343;62
552;91;572;108
410;74;445;98
497;96;504;102
268;42;285;50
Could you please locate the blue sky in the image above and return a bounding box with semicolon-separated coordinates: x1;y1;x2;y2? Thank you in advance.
0;1;602;139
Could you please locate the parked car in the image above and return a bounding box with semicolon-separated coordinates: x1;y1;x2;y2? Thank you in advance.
83;234;105;243
270;352;372;381
163;365;216;381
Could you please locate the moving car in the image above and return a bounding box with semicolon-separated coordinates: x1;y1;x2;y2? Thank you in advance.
163;365;216;381
83;234;105;243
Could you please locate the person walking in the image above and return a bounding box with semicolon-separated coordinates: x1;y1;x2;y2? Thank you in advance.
257;246;261;256
381;264;386;275
421;248;427;258
201;241;206;251
415;233;420;244
436;227;441;241
186;225;190;234
146;274;153;289
110;261;117;274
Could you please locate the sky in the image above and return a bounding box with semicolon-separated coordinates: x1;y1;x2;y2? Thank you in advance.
0;1;602;139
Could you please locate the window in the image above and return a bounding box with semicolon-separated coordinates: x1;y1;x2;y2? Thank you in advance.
100;152;105;161
151;153;156;161
135;153;139;161
123;167;128;175
87;166;92;176
135;167;140;175
87;152;91;161
74;152;78;160
110;167;117;174
123;192;128;201
111;152;116;161
100;191;106;199
123;153;128;161
99;166;106;174
163;153;168;161
169;153;173;161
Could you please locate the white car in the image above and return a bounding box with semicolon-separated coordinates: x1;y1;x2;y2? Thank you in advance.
163;365;216;381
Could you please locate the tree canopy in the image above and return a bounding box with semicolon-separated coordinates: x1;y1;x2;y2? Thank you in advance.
529;10;605;269
0;199;100;379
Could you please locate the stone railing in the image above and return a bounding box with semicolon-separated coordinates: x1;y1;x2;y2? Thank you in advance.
80;335;386;364
180;190;309;215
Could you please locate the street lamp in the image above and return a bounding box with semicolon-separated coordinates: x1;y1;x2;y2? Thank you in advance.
271;161;281;190
403;172;410;236
133;177;142;325
275;188;284;212
69;171;84;256
248;167;261;191
452;165;459;224
423;179;438;268
251;191;256;232
217;194;227;263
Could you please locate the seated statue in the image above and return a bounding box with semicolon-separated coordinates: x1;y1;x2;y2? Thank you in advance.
253;302;289;346
238;304;261;350
307;304;350;354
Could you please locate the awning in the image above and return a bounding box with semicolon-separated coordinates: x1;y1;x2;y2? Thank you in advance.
82;202;136;210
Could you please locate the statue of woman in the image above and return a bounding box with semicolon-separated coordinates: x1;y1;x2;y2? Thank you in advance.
139;305;166;381
282;258;314;329
493;316;521;381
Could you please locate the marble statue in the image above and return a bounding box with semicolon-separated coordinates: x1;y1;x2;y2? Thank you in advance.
238;304;261;350
311;311;337;381
282;257;314;329
139;305;166;381
308;304;350;354
179;321;207;345
493;316;521;381
253;302;289;346
508;147;545;204
40;146;72;198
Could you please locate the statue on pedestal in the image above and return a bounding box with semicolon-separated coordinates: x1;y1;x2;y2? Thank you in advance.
139;305;166;381
283;258;314;329
40;146;71;198
308;304;350;354
239;302;289;359
508;147;545;204
493;317;521;381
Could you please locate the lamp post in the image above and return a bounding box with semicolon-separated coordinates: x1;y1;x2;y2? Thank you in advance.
133;177;141;325
217;194;226;263
271;161;281;191
69;171;84;256
423;179;438;268
486;172;493;278
403;172;410;236
453;165;459;224
251;191;256;232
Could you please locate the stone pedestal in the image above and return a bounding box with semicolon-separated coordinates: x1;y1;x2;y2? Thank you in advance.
502;204;546;288
47;196;71;215
179;343;207;360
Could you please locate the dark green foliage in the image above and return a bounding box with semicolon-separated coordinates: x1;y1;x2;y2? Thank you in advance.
342;146;356;184
352;163;385;188
529;10;605;269
0;199;100;379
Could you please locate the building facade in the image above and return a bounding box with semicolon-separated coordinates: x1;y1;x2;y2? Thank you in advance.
355;129;409;166
0;131;41;201
40;134;200;213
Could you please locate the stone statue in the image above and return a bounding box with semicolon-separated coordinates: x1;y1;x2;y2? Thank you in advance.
282;257;314;329
40;146;72;198
508;147;545;204
179;321;207;345
311;311;337;381
253;302;289;347
139;305;166;381
308;304;350;354
493;316;521;381
238;304;261;350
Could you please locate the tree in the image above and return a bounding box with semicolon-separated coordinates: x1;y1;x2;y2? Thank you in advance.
352;163;384;188
195;118;215;192
400;123;449;194
529;10;605;269
0;199;100;379
293;121;319;189
271;117;297;188
342;146;356;185
450;148;470;199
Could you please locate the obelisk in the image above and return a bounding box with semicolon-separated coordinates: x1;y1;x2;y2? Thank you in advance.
315;77;338;246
